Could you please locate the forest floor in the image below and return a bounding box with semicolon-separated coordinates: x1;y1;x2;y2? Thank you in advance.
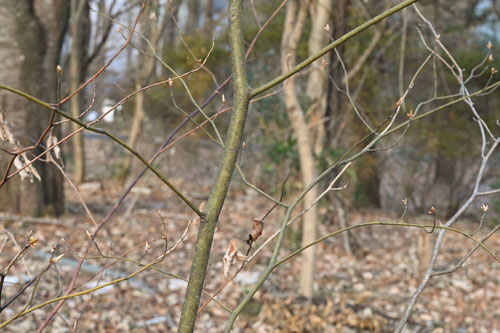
0;177;498;333
0;138;498;332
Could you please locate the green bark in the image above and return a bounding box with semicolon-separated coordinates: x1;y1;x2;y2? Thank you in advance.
177;0;249;331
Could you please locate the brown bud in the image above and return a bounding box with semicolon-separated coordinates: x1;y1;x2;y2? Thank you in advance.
50;254;64;264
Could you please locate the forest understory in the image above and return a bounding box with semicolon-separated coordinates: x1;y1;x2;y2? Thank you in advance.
0;141;497;332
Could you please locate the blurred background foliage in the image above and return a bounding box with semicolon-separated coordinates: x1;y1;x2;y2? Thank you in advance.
105;0;499;216
2;0;497;217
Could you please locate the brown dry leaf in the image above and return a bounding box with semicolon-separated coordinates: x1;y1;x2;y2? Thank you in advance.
14;153;41;182
46;134;61;160
235;250;247;262
248;218;264;244
223;239;247;275
223;239;237;276
0;113;17;146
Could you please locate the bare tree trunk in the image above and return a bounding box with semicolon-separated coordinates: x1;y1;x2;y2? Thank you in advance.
332;194;352;255
417;232;431;280
69;0;90;184
128;85;146;151
123;80;146;177
306;0;331;156
203;0;214;35
0;0;68;216
322;0;357;254
281;0;317;300
122;0;167;181
325;0;350;144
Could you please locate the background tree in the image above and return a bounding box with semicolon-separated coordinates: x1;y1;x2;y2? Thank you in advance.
280;0;320;300
69;0;90;184
122;0;168;180
0;0;68;216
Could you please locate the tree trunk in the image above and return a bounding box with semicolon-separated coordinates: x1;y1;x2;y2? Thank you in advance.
203;0;215;37
323;0;357;253
325;0;350;145
70;0;90;184
332;194;352;255
281;0;317;300
122;80;146;179
186;0;201;33
306;0;332;156
417;232;431;281
0;0;68;216
122;0;166;182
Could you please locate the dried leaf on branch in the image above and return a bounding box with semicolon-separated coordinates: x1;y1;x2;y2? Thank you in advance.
247;218;264;245
223;239;247;276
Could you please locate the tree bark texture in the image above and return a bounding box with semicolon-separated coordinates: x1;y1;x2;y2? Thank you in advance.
0;0;68;216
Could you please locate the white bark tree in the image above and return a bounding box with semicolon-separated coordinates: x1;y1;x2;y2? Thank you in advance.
281;0;318;299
